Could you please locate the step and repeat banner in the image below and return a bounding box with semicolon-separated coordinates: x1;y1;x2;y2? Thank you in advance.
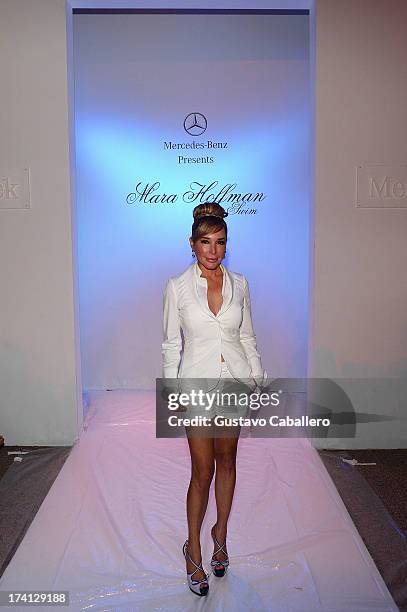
74;12;310;390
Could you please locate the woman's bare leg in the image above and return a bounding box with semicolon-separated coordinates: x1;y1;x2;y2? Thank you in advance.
184;428;215;580
213;427;241;562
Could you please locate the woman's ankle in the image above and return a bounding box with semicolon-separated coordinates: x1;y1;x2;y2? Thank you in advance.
214;523;227;537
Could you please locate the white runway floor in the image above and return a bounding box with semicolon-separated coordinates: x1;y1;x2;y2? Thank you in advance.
0;390;398;611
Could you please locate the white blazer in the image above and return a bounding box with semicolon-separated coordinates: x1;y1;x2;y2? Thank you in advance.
162;262;267;387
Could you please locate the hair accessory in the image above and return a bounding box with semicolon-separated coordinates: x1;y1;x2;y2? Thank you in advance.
196;212;228;220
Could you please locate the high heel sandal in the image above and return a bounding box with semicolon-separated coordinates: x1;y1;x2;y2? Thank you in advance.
210;525;230;577
182;540;209;596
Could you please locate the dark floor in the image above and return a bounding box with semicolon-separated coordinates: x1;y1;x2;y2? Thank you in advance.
0;444;406;610
318;449;407;611
0;445;51;480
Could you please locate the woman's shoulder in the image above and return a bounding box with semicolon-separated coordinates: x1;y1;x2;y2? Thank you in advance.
223;265;247;284
225;266;244;279
164;263;195;288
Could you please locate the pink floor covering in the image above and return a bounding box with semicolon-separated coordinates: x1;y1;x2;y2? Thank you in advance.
0;390;398;611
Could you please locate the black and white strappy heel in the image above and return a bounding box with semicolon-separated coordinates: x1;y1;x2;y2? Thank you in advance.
210;525;230;577
182;540;209;596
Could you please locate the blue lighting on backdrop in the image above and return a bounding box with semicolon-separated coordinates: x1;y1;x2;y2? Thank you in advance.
74;12;310;388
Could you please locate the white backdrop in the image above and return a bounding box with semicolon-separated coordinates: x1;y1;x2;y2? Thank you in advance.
73;12;310;390
2;0;404;446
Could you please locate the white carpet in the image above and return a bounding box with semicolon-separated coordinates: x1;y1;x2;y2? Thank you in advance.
0;390;398;611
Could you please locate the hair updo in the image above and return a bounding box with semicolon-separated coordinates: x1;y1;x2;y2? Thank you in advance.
190;202;228;243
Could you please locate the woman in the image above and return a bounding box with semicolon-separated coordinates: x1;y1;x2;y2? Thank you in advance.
162;202;266;596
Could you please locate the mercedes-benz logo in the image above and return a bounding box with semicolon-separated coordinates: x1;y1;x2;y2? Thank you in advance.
183;112;207;136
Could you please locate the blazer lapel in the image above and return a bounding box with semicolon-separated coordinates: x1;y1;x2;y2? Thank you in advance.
217;264;233;317
190;262;234;319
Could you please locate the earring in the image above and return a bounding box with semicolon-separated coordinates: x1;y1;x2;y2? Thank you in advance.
192;251;196;258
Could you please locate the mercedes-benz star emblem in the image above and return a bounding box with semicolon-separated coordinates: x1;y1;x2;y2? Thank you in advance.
183;112;207;136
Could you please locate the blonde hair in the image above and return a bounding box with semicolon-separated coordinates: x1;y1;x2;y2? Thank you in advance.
191;203;228;243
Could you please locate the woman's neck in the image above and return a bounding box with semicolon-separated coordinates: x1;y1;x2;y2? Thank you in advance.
197;261;223;280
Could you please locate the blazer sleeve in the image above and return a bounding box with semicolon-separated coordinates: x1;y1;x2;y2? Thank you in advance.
162;278;182;379
240;276;267;383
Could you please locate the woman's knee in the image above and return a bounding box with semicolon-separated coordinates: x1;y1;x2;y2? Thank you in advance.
215;451;237;472
191;462;215;489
